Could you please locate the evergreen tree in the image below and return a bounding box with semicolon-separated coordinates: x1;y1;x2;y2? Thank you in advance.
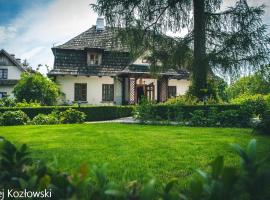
92;0;270;99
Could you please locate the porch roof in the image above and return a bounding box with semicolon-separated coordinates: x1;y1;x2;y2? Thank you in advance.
117;64;189;79
0;79;19;86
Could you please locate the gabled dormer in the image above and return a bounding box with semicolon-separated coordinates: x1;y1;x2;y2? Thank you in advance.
86;48;103;66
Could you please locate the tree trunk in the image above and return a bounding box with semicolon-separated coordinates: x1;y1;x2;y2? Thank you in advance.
192;0;208;99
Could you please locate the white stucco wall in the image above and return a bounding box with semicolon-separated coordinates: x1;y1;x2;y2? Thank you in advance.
56;75;114;105
0;65;22;79
168;79;190;96
0;86;15;98
56;75;190;105
0;65;23;98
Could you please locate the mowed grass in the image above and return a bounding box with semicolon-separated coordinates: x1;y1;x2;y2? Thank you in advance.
0;123;270;186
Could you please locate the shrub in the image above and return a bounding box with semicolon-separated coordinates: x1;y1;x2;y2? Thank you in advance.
31;113;59;125
13;72;60;105
230;93;267;117
15;99;41;107
60;108;86;124
1;110;29;126
189;110;207;126
0;113;3;126
0;97;16;107
0;106;133;121
218;108;251;128
134;97;156;122
164;95;199;105
253;110;270;135
227;73;270;100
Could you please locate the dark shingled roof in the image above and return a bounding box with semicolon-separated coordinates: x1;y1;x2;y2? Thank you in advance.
49;26;189;79
0;49;26;72
54;26;129;52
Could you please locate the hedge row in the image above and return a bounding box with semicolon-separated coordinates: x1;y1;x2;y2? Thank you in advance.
0;106;134;121
145;104;242;120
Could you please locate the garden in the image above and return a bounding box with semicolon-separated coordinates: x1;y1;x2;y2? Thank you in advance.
0;71;270;199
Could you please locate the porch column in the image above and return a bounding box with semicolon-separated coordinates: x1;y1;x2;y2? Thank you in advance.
129;77;136;104
158;77;168;102
114;77;122;105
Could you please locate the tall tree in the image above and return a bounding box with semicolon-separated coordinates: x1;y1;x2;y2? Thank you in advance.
92;0;270;99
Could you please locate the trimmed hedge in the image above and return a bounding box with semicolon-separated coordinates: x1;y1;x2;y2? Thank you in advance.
146;104;242;120
0;106;134;121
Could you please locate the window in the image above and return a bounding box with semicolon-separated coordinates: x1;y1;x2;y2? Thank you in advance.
142;56;150;63
74;83;87;101
87;53;102;65
102;84;114;101
168;86;177;98
0;69;8;79
0;92;7;98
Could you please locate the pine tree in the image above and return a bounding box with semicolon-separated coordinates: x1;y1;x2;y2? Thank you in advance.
92;0;270;99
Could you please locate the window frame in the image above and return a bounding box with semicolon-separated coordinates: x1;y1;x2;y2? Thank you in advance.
74;83;87;102
87;52;102;65
0;69;8;79
168;86;177;98
102;84;114;102
0;92;7;98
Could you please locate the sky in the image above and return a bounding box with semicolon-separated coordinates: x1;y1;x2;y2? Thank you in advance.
0;0;270;74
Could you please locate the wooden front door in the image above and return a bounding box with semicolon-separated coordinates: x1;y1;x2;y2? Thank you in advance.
145;83;155;101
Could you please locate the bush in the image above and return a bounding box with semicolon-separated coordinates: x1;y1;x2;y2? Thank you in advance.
15;99;41;107
188;108;251;127
60;108;86;124
1;110;29;126
0;106;133;121
218;108;251;127
189;110;208;126
31;113;59;125
230;93;267;117
164;95;199;105
13;72;60;105
253;110;270;134
134;102;248;127
227;73;270;99
0;138;269;200
0;97;16;107
134;97;156;121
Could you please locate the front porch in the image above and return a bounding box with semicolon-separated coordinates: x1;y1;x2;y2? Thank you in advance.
114;75;169;105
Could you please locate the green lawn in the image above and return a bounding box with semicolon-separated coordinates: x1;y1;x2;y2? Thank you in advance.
0;123;270;186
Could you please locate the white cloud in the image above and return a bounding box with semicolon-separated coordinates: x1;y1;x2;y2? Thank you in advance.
0;0;98;73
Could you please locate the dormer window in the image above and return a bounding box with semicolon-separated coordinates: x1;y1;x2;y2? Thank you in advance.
142;57;150;63
87;52;102;65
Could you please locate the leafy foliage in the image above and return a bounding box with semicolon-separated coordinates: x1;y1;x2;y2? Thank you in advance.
92;0;270;98
15;99;41;107
1;110;29;126
13;72;60;106
253;110;270;135
164;94;199;105
0;97;16;107
31;113;59;125
0;106;133;121
0;137;269;199
231;94;267;117
60;108;86;124
135;100;251;127
227;73;270;100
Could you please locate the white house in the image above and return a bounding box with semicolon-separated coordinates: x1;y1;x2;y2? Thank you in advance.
48;18;190;105
0;49;26;98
